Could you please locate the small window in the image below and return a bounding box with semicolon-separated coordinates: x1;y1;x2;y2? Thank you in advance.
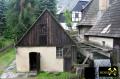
72;12;81;22
75;13;79;18
102;41;105;47
56;47;63;58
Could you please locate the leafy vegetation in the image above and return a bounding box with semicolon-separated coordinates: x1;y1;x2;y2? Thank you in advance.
37;71;77;79
35;0;56;16
4;0;56;41
0;0;6;35
64;10;72;31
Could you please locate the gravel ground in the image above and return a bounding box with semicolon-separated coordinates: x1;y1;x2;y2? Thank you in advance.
0;60;36;79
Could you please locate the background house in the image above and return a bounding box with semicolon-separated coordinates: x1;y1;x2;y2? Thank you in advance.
57;0;88;30
77;0;109;41
85;0;120;67
16;9;76;72
74;1;120;78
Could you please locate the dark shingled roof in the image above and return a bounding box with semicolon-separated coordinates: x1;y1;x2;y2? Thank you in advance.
79;0;100;26
86;0;120;38
57;0;80;14
72;1;88;12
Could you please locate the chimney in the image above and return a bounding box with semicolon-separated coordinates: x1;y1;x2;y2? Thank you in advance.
99;0;109;11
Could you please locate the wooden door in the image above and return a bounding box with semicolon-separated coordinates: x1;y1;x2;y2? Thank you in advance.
29;52;40;72
64;58;72;72
36;53;40;73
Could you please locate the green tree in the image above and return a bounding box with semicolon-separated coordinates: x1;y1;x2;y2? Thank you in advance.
35;0;56;16
4;0;56;41
64;10;72;31
0;0;6;35
4;0;36;40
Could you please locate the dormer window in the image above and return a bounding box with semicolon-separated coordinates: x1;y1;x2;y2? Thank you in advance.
102;41;105;47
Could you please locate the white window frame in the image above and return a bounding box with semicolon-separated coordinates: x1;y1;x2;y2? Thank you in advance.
56;47;63;58
72;11;81;22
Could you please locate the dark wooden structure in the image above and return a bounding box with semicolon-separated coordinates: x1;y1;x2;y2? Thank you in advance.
112;38;120;65
16;9;77;72
84;0;120;66
16;9;75;47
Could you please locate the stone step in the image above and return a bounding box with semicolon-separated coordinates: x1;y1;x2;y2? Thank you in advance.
28;71;37;77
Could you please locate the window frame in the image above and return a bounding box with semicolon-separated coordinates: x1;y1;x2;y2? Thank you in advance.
56;47;63;58
72;11;81;22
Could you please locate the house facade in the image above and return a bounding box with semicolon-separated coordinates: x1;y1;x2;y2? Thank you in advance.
77;0;109;41
16;9;76;72
57;0;88;30
76;0;118;66
84;0;113;48
85;0;120;66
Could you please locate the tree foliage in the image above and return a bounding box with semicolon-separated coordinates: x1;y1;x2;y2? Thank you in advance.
64;10;72;31
0;0;6;35
35;0;56;16
4;0;56;41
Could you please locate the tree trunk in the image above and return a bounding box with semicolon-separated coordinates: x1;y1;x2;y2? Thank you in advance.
20;0;25;11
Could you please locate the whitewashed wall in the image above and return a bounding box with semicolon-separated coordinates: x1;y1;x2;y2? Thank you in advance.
89;36;113;48
16;47;64;72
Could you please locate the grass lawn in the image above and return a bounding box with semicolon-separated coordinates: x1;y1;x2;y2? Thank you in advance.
37;71;77;79
0;48;15;74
